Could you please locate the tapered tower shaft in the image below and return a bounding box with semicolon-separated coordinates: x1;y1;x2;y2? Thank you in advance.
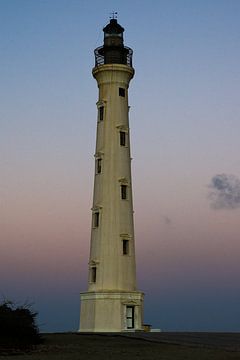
90;64;136;292
79;18;144;332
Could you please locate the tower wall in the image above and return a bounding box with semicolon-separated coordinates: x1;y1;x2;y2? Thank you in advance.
88;64;137;292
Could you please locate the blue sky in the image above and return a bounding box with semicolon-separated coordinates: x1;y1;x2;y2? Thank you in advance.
1;0;240;332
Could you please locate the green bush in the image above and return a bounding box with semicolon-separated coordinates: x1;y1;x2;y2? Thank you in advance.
0;301;42;350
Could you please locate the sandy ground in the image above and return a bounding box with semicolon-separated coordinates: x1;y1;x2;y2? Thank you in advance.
0;332;240;360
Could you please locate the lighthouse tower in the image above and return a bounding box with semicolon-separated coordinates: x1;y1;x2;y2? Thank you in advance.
79;18;144;332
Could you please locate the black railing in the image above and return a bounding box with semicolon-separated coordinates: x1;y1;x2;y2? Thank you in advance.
94;46;133;67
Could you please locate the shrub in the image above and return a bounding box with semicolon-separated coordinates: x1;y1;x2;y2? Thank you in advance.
0;301;42;351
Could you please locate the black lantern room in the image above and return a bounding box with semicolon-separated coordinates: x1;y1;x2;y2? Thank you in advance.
94;19;133;67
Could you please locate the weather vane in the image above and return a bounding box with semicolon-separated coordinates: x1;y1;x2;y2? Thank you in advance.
110;11;118;20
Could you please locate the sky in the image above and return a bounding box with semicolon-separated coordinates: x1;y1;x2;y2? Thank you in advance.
0;0;240;332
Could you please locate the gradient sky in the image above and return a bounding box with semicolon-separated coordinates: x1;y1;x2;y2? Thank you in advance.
1;0;240;332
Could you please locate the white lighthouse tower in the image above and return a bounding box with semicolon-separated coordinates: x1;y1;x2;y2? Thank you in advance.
79;18;144;332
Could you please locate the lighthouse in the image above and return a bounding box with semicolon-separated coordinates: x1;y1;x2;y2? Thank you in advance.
79;17;144;332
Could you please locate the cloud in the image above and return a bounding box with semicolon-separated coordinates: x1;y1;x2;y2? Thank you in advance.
208;174;240;209
163;215;172;225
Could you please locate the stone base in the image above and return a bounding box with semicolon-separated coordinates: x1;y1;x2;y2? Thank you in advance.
79;291;144;332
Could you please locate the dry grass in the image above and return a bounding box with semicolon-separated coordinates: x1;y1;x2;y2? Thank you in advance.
0;333;239;360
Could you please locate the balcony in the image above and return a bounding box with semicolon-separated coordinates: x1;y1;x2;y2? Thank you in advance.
94;46;133;67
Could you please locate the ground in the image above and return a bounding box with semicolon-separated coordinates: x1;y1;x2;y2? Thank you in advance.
0;332;240;360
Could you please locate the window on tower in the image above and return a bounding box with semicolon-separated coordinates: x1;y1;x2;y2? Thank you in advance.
121;184;127;200
122;239;129;255
99;106;104;121
94;212;99;227
120;131;126;146
96;158;102;174
91;267;97;283
119;87;125;97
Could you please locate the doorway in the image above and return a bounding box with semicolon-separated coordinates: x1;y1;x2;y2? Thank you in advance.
126;306;135;329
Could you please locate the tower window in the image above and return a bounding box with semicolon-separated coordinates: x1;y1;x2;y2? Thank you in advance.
99;106;104;121
96;158;102;174
122;239;129;255
91;267;97;283
119;87;125;97
94;212;99;227
120;131;126;146
121;185;127;200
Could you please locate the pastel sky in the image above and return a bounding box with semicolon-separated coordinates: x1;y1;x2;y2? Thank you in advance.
1;0;240;332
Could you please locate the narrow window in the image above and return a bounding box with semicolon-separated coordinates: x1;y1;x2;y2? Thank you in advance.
119;87;125;97
122;239;129;255
94;212;99;227
121;185;127;200
120;131;126;146
96;158;102;174
99;106;104;121
91;267;97;283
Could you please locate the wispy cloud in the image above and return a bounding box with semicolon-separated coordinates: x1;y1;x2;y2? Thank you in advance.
208;174;240;209
163;215;172;225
